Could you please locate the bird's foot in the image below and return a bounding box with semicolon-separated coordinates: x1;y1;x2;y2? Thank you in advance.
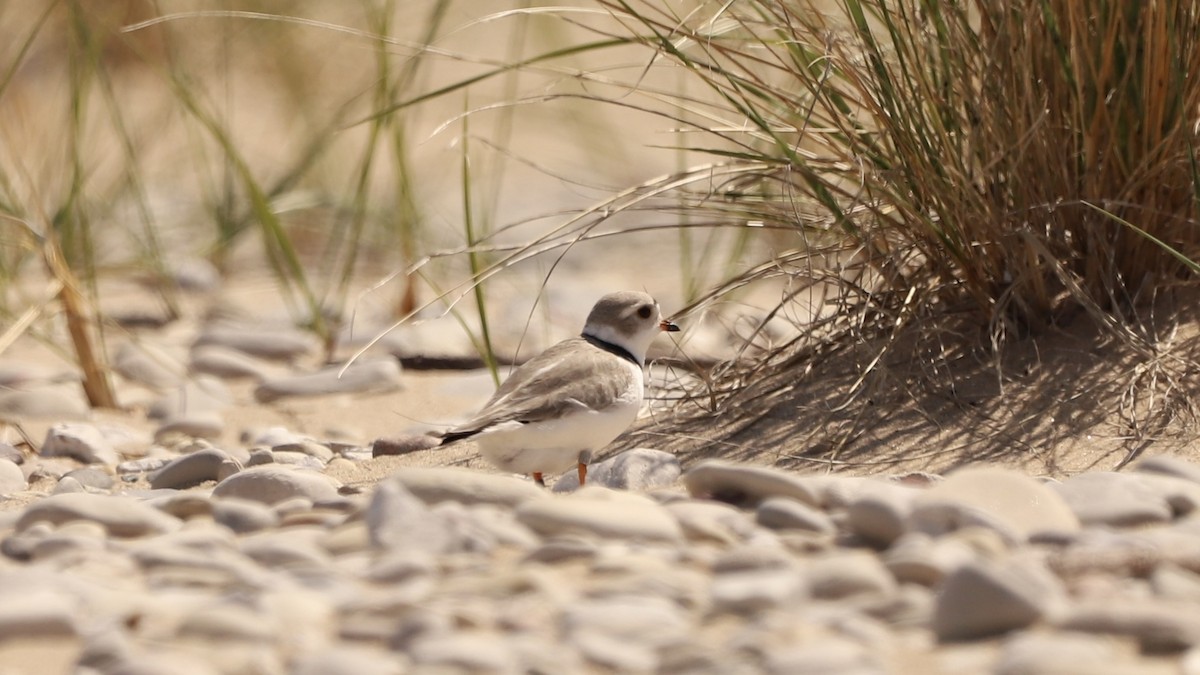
577;462;587;486
532;472;546;487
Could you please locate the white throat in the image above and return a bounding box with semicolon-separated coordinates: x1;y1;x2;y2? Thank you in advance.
583;322;655;367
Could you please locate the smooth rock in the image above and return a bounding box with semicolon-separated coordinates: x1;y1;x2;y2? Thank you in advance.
408;631;517;673
1151;563;1200;602
517;487;683;543
1053;472;1172;527
913;467;1080;543
0;458;27;495
292;646;407;675
211;465;341;505
150;447;233;489
0;589;78;637
41;423;119;465
271;439;334;463
254;359;402;403
176;603;277;642
667;499;759;544
52;475;87;494
366;479;447;553
551;448;681;492
62;467;114;490
371;434;440;457
684;460;820;507
153;411;225;443
756;497;837;534
846;485;919;547
387;467;547;508
765;638;881;675
563;595;690;649
193;325;317;361
884;532;977;587
995;631;1147;675
112;342;186;389
1055;600;1200;652
711;567;805;614
17;492;181;537
805;551;897;601
0;386;90;421
212;497;279;533
189;344;273;380
1133;454;1200;485
933;555;1065;641
0;441;23;464
148;377;231;421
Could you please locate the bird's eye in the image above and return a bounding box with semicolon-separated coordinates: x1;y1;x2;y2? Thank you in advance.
637;305;653;319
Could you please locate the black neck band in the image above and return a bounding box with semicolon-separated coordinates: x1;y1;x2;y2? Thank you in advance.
582;333;640;367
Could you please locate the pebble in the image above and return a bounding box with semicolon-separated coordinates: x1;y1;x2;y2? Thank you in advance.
112;342;186;389
0;588;78;637
552;447;682;492
210;465;342;505
0;458;27;495
253;358;403;403
292;646;407;675
371;434;441;457
189;344;274;381
933;555;1065;641
149;447;234;489
408;631;518;673
994;631;1149;675
756;496;837;534
153;411;225;443
1053;472;1173;527
386;466;548;507
40;423;120;465
667;499;760;545
1133;454;1200;484
0;441;23;464
0;385;90;421
805;551;897;602
193;325;317;361
912;466;1080;543
211;497;280;533
517;487;684;543
1054;600;1200;652
62;467;114;490
684;460;820;507
147;377;231;421
845;484;918;547
17;492;181;537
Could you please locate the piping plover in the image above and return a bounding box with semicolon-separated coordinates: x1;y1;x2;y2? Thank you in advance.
440;291;679;486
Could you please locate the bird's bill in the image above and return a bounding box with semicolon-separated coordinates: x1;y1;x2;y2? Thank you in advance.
659;319;681;332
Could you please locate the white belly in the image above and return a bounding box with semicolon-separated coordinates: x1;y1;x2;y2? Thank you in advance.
474;397;641;475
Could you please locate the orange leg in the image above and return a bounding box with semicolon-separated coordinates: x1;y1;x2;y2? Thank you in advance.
577;462;587;486
533;472;546;487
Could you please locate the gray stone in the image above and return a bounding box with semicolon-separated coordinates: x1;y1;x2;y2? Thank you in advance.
193;326;317;361
1053;472;1173;527
62;467;114;490
371;434;440;457
1151;564;1200;602
147;377;231;421
212;497;279;533
149;447;233;489
292;647;407;675
765;638;882;675
934;555;1065;641
52;475;87;494
176;603;277;642
153;411;225;443
995;631;1148;675
366;479;447;553
884;532;977;587
846;485;918;547
0;589;78;637
189;344;273;380
254;359;402;403
805;551;897;601
517;487;683;543
1055;600;1200;652
0;441;23;464
711;567;805;614
1133;454;1200;485
17;492;181;537
112;342;186;390
271;439;334;463
211;465;341;505
0;386;90;421
387;467;547;508
552;448;682;492
117;457;172;475
756;497;837;534
408;631;517;673
0;458;27;495
41;423;119;465
667;499;759;545
683;460;820;507
913;467;1079;543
